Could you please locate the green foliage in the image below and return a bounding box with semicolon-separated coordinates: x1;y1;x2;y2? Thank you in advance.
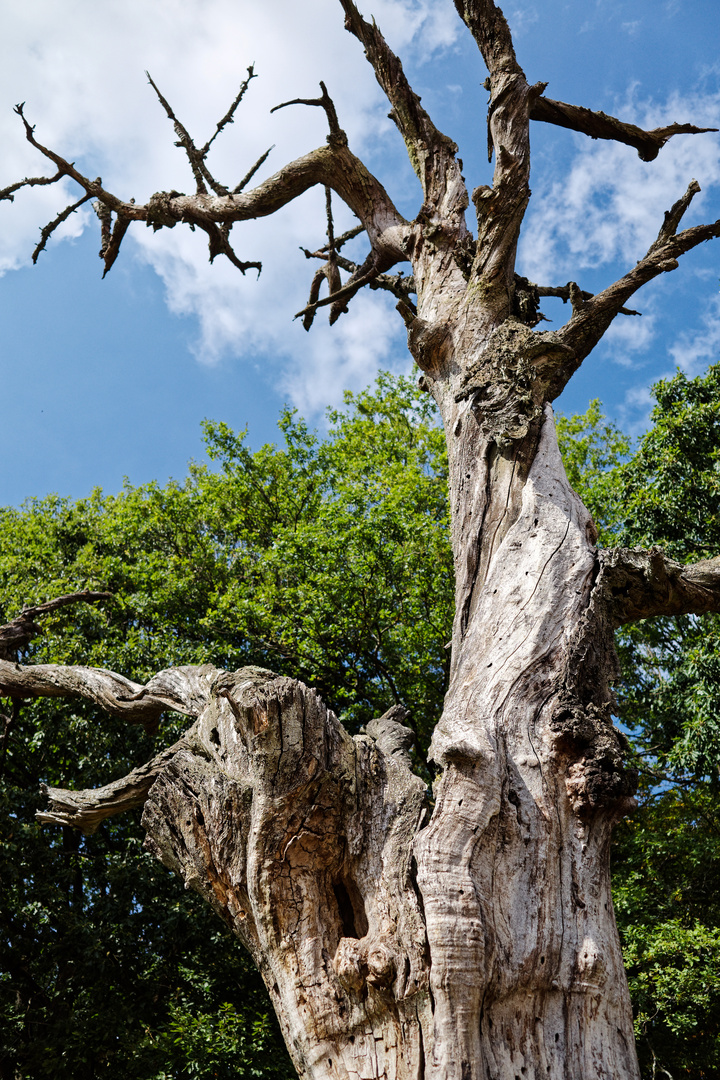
555;399;630;542
560;367;720;1078
0;373;450;1078
4;367;720;1078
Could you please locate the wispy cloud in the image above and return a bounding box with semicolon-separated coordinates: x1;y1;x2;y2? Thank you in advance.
508;6;539;36
603;308;658;367
668;293;720;376
615;292;720;434
519;89;720;283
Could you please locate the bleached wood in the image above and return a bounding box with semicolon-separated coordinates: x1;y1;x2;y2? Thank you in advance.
7;1;720;1077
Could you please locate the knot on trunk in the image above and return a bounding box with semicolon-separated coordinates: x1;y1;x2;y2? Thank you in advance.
333;936;397;993
455;319;573;443
146;190;182;230
405;316;451;373
454;319;561;447
550;702;637;815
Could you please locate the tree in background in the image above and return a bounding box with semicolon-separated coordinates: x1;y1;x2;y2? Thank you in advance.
557;367;720;1078
0;377;448;1079
2;1;720;1076
3;370;720;1078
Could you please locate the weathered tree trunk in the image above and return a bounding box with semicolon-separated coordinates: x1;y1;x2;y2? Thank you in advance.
5;0;720;1076
127;387;639;1080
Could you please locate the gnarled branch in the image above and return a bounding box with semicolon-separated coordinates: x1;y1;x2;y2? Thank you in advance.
7;101;409;290
600;548;720;625
339;0;466;222
37;726;199;833
0;661;216;732
453;1;534;294
530;96;718;162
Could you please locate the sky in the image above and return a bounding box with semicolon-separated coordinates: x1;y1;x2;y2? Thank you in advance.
1;0;719;506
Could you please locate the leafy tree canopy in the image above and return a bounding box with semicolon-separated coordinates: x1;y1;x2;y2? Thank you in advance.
0;374;449;1079
2;368;720;1077
557;366;720;1078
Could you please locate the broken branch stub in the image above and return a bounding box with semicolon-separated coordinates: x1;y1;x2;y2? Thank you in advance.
140;667;432;1079
26;657;433;1077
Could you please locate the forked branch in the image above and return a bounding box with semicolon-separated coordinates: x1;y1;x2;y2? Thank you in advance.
543;180;720;397
4;88;409;294
271;81;345;143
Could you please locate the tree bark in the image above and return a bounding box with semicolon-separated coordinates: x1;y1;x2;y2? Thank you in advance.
7;1;720;1076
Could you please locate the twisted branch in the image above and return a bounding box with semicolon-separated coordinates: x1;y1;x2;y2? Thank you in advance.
530;96;717;162
0;589;112;661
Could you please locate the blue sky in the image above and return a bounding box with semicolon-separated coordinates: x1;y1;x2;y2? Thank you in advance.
1;0;719;506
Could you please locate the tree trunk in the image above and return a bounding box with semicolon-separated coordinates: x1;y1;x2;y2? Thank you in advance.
132;327;639;1080
12;2;720;1075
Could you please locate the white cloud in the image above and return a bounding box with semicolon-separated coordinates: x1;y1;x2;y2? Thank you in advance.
508;6;540;36
519;89;720;283
668;293;720;376
613;292;720;435
603;308;658;367
0;0;455;413
284;291;411;414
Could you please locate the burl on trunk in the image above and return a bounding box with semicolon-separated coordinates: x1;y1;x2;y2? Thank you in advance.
4;0;720;1077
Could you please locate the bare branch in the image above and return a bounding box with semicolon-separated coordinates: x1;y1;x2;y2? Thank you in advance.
233;145;273;193
199;65;257;157
648;178;702;254
96;203;132;277
31;191;93;263
301;265;335;331
536;282;641;318
271;81;345;142
7;102;408;282
600;548;720;625
300;187;344;329
544;180;720;398
368;270;416;305
37;728;198;833
147;72;229;196
450;4;534;295
452;0;522;78
338;0;465;221
0;589;112;661
14;103;134;215
0;167;63;203
530;96;718;162
296;253;379;325
302;222;364;257
0;662;216;732
302;240;416;307
194;218;262;275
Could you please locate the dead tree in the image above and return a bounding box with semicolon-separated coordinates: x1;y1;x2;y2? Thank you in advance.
3;3;720;1077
